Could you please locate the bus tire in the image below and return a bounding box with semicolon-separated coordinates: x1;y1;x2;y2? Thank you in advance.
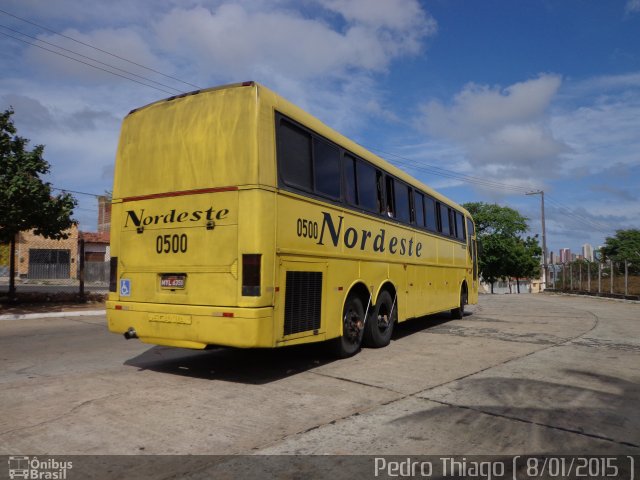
332;293;365;358
363;290;396;348
450;287;467;319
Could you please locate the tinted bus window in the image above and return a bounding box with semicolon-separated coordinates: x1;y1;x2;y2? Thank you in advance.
343;154;357;205
384;176;395;217
466;217;475;238
356;160;378;212
448;208;456;236
279;120;312;190
425;196;437;231
455;212;465;240
438;203;450;235
395;182;411;223
414;191;425;227
313;138;340;198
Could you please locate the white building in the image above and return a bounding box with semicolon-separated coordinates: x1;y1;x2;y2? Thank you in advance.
582;243;594;262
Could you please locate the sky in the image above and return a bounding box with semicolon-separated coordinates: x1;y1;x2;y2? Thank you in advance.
1;0;639;259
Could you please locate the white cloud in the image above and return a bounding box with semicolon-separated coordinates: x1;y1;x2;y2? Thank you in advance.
1;0;435;230
23;27;172;90
418;75;566;181
153;1;433;81
551;80;640;175
626;0;640;13
421;75;562;140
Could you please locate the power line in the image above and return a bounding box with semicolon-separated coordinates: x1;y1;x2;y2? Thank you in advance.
545;196;612;235
52;187;102;197
0;30;177;95
0;24;184;94
368;147;614;238
369;146;535;193
0;7;202;90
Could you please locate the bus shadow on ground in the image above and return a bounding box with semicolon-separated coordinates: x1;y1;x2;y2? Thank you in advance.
392;310;465;341
124;342;338;385
124;311;465;385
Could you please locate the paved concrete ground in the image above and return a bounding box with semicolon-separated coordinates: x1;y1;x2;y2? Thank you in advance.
0;293;638;459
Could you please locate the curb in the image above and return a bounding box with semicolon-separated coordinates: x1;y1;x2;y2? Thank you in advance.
0;310;106;321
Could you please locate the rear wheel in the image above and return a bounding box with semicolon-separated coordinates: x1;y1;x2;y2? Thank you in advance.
450;286;467;319
363;290;396;348
332;294;365;358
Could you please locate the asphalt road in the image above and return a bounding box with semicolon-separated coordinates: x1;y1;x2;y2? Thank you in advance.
1;293;638;475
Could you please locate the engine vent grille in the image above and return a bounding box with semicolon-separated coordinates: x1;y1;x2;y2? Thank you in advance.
284;271;322;335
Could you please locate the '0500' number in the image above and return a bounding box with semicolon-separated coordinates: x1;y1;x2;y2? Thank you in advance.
156;234;188;254
297;218;318;239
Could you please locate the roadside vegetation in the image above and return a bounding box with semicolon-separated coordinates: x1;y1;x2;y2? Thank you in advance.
463;202;542;294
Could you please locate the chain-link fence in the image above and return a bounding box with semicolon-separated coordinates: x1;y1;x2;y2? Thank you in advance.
548;260;640;299
0;227;109;299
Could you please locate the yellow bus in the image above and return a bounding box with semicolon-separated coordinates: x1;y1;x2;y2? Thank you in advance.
107;81;478;357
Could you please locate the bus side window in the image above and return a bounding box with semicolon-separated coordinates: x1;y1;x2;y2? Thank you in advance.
355;160;378;212
376;171;384;214
437;202;449;235
313;138;340;199
414;191;425;227
343;154;357;206
278;119;312;191
449;208;456;237
466;217;474;256
395;182;411;223
455;211;465;241
385;175;395;217
425;196;437;231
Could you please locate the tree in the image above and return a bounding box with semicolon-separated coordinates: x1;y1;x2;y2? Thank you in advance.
464;202;528;237
463;202;540;293
507;236;542;293
0;108;77;297
601;229;640;274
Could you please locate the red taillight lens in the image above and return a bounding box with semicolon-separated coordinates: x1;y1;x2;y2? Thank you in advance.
242;254;261;296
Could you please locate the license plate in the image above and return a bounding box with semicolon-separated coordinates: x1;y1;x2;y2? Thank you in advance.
148;313;191;325
160;274;186;289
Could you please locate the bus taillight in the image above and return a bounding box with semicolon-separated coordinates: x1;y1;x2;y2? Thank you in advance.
242;254;261;296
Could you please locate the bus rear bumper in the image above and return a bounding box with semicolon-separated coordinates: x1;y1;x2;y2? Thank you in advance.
106;301;274;349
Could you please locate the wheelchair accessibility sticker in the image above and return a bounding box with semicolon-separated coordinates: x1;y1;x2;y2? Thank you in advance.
120;279;131;297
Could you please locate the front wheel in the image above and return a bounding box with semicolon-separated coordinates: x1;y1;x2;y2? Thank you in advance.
363;290;396;348
332;294;365;358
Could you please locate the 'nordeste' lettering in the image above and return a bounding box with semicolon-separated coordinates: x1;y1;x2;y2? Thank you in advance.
124;207;229;227
316;211;422;257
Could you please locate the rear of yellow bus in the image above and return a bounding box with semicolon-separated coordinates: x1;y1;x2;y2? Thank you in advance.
106;82;277;349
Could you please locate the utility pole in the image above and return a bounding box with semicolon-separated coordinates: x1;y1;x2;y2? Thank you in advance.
526;190;547;290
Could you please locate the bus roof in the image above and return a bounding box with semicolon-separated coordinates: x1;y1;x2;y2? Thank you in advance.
126;81;471;218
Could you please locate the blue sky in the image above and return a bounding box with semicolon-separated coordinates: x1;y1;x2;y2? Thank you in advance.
1;0;639;258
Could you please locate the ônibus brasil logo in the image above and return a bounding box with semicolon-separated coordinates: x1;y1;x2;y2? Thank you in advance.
8;456;73;479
